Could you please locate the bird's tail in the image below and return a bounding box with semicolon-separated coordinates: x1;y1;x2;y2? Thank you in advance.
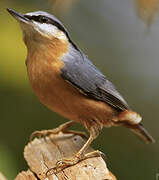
124;123;155;144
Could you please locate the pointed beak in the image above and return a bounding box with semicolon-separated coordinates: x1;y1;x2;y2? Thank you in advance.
7;8;30;24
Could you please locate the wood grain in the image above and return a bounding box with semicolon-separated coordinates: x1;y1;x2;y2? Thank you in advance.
15;132;116;180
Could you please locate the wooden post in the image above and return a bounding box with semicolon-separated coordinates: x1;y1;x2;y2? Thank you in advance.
4;133;117;180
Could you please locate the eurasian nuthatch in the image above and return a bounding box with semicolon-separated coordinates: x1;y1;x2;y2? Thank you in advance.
7;8;155;170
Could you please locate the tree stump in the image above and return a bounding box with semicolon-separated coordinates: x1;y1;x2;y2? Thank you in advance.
4;132;117;180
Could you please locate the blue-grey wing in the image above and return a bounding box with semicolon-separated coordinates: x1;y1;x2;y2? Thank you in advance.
61;49;129;111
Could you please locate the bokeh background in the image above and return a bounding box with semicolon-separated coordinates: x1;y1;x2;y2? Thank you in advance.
0;0;158;179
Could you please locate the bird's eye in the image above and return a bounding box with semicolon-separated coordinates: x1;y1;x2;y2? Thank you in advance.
39;16;48;23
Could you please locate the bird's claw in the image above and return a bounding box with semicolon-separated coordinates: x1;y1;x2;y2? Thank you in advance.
30;129;88;141
46;155;82;176
30;130;52;141
46;150;103;176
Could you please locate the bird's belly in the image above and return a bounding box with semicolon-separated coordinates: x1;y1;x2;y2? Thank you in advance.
27;57;115;127
30;73;115;127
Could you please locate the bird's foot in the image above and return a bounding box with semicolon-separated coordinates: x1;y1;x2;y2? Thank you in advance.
46;150;103;176
30;129;56;141
30;121;87;141
30;129;87;141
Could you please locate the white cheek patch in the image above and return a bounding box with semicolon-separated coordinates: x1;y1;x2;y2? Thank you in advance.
34;22;58;35
33;22;67;41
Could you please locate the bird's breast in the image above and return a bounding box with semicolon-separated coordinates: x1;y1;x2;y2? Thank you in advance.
26;47;115;126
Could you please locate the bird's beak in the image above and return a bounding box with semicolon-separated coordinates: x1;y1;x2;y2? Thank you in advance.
7;8;30;24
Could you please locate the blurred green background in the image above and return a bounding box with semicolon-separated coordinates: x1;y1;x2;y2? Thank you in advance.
0;0;158;179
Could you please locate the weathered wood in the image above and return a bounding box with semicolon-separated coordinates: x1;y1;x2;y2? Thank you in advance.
15;170;37;180
15;132;116;180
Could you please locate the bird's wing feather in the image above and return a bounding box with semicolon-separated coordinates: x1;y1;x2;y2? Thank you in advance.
61;49;129;111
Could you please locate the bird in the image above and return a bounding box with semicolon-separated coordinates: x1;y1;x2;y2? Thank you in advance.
7;8;155;171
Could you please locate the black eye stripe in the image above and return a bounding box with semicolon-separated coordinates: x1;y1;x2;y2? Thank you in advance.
24;14;79;51
39;16;48;23
24;15;46;22
24;15;66;32
50;20;66;33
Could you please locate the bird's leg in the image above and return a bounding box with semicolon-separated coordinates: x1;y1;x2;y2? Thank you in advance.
30;120;74;140
30;121;87;140
72;124;102;161
46;122;103;175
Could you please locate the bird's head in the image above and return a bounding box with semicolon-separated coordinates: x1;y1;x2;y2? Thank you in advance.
7;9;69;50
